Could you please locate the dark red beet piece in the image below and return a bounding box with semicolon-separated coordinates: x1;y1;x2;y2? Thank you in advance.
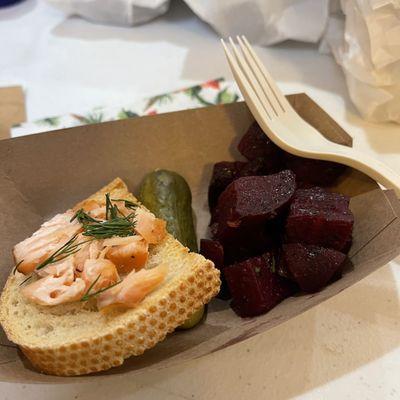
208;158;281;211
200;239;230;299
275;248;294;280
208;161;246;210
281;243;346;292
224;253;295;317
284;153;346;187
215;170;296;241
285;187;354;252
238;122;283;168
222;223;279;265
238;157;273;177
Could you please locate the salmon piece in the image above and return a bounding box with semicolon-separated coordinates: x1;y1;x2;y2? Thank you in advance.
36;257;75;279
79;199;100;212
82;259;119;292
73;239;103;272
14;211;82;275
97;264;168;310
105;236;149;274
134;208;167;244
22;267;86;306
75;199;107;220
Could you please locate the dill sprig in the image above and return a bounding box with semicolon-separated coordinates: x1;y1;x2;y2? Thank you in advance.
35;234;94;271
12;260;23;275
111;198;139;211
18;236;93;287
80;274;122;302
19;275;33;287
71;193;137;239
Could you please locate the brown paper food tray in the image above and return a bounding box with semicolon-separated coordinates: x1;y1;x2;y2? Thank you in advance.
0;94;399;383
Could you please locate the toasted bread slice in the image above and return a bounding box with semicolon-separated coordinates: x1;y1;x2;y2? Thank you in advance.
0;178;220;376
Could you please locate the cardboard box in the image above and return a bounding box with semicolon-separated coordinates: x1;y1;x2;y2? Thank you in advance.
0;94;399;382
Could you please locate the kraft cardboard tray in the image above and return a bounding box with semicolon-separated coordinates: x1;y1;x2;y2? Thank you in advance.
0;94;399;382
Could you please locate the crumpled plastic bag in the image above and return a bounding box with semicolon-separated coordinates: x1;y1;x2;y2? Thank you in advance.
183;0;330;45
46;0;171;26
46;0;330;44
325;0;400;123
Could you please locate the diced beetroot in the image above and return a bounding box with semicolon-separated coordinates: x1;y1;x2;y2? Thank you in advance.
275;249;294;280
238;158;272;177
222;223;279;265
200;239;230;299
224;253;295;317
215;170;296;241
200;239;224;268
284;153;346;187
342;239;353;254
285;187;354;252
208;158;282;211
281;243;346;292
208;161;246;210
238;122;283;168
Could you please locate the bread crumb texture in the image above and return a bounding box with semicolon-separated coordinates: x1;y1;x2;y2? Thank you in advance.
0;178;220;376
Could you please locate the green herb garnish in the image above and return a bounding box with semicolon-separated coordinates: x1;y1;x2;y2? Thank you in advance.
12;260;23;275
80;274;122;302
35;234;94;271
270;256;276;273
17;236;93;286
71;193;137;239
19;275;33;287
111;198;139;211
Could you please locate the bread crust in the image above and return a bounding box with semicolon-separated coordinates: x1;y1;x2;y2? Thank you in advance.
0;178;220;376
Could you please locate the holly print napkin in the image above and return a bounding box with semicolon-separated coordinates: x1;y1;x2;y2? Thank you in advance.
12;79;241;137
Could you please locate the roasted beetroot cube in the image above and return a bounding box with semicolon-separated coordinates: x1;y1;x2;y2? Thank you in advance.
282;243;346;292
200;239;224;268
238;158;273;177
200;239;230;299
208;161;246;210
224;253;295;317
275;249;294;280
238;122;283;167
216;170;296;240
222;223;279;265
285;187;353;252
284;153;346;187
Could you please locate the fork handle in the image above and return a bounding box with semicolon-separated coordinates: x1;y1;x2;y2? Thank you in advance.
335;148;400;197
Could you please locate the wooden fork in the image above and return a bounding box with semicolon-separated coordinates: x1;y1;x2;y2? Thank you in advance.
221;36;400;197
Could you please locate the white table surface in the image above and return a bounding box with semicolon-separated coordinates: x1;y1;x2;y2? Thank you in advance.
1;1;400;399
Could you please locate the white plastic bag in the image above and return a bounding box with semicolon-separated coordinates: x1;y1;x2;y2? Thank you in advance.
326;0;400;122
46;0;170;26
184;0;330;45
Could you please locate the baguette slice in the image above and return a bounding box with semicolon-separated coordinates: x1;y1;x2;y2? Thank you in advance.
0;178;220;376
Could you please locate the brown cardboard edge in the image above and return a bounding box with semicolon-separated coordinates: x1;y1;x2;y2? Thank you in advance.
0;86;26;140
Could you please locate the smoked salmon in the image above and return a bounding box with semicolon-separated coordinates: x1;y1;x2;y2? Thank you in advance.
104;236;149;273
15;195;169;309
97;264;168;310
14;211;82;274
82;259;119;292
134;208;166;244
22;258;86;306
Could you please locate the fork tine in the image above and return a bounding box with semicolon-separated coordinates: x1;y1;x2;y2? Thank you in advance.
236;35;281;117
227;37;274;120
221;38;274;125
241;35;292;113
